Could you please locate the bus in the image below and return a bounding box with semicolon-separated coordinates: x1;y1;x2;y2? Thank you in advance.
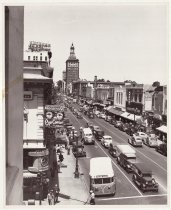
89;157;116;196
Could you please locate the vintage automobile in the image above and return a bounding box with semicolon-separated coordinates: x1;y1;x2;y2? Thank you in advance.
87;111;95;119
68;130;78;145
155;143;167;156
99;113;106;120
76;112;83;119
136;132;148;142
108;143;118;157
132;163;159;192
72;142;86;157
116;152;140;173
89;125;100;133
101;135;113;148
105;115;112;123
114;121;122;128
144;134;158;147
128;134;143;147
94;129;104;141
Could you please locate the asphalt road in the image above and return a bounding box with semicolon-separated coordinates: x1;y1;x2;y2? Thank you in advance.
65;105;167;205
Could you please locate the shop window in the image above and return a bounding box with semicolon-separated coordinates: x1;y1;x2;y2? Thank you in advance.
139;94;142;103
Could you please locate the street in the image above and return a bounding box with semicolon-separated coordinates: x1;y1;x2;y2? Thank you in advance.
66;104;167;205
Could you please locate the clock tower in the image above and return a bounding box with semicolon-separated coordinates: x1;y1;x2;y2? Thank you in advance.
66;43;79;87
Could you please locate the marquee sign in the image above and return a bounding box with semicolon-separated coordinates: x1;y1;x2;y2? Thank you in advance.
28;149;49;173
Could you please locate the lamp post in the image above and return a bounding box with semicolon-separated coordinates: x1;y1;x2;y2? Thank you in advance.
74;135;80;178
37;173;43;205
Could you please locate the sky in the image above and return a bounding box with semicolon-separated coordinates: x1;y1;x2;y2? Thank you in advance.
24;3;168;85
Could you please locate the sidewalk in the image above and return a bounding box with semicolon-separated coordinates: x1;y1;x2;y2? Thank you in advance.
25;147;89;205
57;147;89;205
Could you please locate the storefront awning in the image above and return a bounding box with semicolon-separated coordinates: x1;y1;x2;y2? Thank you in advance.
23;172;37;179
156;125;167;134
121;112;142;121
107;107;123;116
23;142;45;149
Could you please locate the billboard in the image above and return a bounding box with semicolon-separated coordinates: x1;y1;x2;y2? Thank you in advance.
28;149;49;173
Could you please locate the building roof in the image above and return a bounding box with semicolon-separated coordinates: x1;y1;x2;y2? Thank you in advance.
23;66;52;82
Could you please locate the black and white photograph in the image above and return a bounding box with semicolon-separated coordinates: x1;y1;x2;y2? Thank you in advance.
2;0;170;208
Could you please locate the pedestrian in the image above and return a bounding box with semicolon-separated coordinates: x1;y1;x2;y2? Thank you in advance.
67;144;70;155
89;190;95;205
53;184;60;204
59;152;64;163
47;191;53;205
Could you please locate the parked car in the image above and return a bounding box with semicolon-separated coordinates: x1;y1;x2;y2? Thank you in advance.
72;142;86;157
155;143;167;156
76;112;83;119
136;132;148;142
100;113;106;120
132;163;158;192
144;134;158;147
105;115;112;123
128;134;143;147
114;121;122;128
101;135;113;148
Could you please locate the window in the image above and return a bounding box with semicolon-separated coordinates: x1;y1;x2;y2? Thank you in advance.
28;56;30;60
45;56;47;61
139;94;142;103
103;178;111;184
40;56;42;61
94;178;102;184
121;93;123;104
33;56;35;61
36;56;38;61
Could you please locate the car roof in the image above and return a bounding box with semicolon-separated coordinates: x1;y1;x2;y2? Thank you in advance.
133;163;152;173
103;135;112;138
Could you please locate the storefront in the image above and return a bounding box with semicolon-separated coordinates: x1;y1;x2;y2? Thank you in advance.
105;106;123;120
156;125;167;143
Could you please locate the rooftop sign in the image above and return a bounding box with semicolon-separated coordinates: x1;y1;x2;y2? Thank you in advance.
28;41;51;52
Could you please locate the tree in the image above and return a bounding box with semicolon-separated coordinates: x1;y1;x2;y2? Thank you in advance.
152;81;160;87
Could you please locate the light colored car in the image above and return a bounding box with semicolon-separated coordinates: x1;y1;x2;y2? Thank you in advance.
100;113;106;119
101;135;113;148
128;135;143;147
136;132;148;142
144;134;158;147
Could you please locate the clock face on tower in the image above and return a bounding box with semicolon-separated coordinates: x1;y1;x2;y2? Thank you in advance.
68;62;78;67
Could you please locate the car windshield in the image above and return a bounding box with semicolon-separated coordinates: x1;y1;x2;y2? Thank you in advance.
104;137;112;140
86;134;92;136
142;173;152;177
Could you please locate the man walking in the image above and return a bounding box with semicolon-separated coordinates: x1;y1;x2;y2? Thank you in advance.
53;184;60;204
47;190;53;205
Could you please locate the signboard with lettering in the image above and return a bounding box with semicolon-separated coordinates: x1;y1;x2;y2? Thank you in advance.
28;149;49;173
126;101;143;115
28;41;51;52
24;91;32;100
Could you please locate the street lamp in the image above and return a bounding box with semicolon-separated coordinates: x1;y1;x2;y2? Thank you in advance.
37;173;43;205
74;135;80;178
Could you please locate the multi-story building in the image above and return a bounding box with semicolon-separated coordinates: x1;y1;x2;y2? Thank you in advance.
66;43;79;93
5;6;24;205
23;42;54;201
113;84;127;112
